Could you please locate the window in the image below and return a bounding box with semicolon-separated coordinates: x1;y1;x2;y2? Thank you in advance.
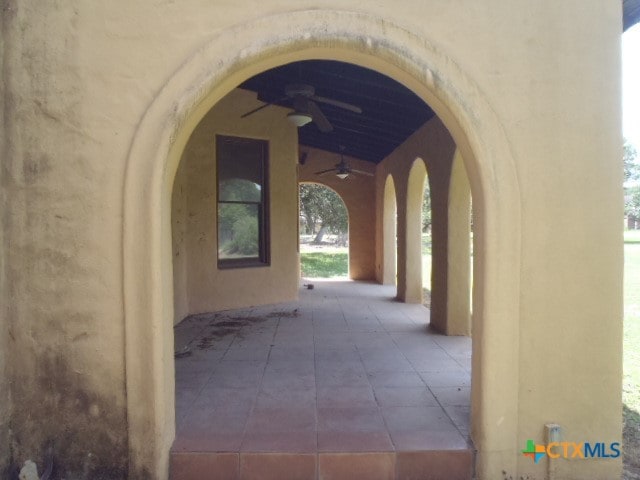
216;135;269;268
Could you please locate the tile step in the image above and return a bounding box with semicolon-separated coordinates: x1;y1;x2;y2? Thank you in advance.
170;449;474;480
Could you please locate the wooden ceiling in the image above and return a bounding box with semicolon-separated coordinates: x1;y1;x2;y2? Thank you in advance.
240;60;434;164
240;7;639;164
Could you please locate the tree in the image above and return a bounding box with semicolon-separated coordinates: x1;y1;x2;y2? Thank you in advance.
626;186;640;220
625;140;639;183
422;180;431;233
624;140;640;228
299;184;348;243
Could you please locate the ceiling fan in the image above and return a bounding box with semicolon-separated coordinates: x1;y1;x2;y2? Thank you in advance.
314;147;374;180
241;83;362;133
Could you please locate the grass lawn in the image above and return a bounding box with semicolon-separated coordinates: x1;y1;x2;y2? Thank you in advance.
300;246;348;278
624;230;640;479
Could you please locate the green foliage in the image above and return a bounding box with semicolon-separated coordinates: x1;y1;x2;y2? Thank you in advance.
218;203;259;256
627;186;640;219
299;184;348;236
422;181;431;233
218;178;262;257
300;252;348;278
225;214;258;255
625;140;639;183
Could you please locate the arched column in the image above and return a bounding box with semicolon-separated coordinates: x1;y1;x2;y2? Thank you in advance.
397;159;427;303
446;150;472;335
123;10;522;479
427;150;453;331
382;175;397;285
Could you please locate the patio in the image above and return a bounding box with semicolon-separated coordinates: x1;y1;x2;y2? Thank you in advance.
170;280;473;480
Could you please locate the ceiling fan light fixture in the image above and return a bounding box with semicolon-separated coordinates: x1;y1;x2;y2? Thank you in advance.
287;111;312;127
336;172;349;180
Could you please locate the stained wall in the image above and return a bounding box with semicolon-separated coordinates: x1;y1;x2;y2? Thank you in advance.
0;2;624;479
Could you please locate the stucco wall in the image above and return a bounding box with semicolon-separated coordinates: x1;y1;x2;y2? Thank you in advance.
0;2;624;479
0;8;9;476
2;2;129;476
376;117;457;319
171;157;189;324
299;147;376;280
172;88;299;317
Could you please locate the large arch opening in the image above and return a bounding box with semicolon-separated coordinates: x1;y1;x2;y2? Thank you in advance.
123;11;521;479
298;182;350;279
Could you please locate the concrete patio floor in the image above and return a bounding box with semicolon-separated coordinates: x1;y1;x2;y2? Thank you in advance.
171;280;473;480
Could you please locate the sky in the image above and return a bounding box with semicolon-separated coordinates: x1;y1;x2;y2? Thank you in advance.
624;23;640;150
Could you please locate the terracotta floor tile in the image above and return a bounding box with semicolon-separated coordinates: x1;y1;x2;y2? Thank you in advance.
373;387;439;407
418;370;470;387
241;431;317;453
390;429;469;451
381;406;456;433
194;386;258;409
223;347;271;362
317;407;386;433
206;373;264;389
261;372;316;390
432;336;472;355
443;406;471;429
172;431;245;452
170;452;239;480
239;453;316;480
316;370;370;388
314;332;356;348
367;372;425;388
316;386;376;407
430;387;471;406
317;431;394;452
362;358;416;374
315;348;361;363
174;281;474;478
451;355;472;371
395;450;473;480
406;357;462;372
268;347;315;362
318;452;395;480
255;386;316;408
245;406;316;433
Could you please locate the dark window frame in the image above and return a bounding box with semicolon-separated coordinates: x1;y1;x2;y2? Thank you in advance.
216;135;270;269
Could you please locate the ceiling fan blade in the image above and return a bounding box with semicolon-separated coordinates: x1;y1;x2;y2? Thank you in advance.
240;96;288;118
314;168;337;176
312;95;362;114
307;100;333;133
351;169;375;177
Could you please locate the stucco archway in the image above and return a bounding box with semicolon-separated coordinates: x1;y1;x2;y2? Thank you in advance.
298;181;350;277
123;9;521;479
397;159;428;304
298;148;376;281
382;175;398;286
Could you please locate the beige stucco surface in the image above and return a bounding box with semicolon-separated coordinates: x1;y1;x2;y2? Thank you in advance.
0;12;9;472
376;118;458;324
380;175;397;286
172;88;299;321
0;2;624;479
447;151;472;336
299;147;376;280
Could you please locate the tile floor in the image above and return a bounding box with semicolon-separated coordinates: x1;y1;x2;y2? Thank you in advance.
171;280;473;480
